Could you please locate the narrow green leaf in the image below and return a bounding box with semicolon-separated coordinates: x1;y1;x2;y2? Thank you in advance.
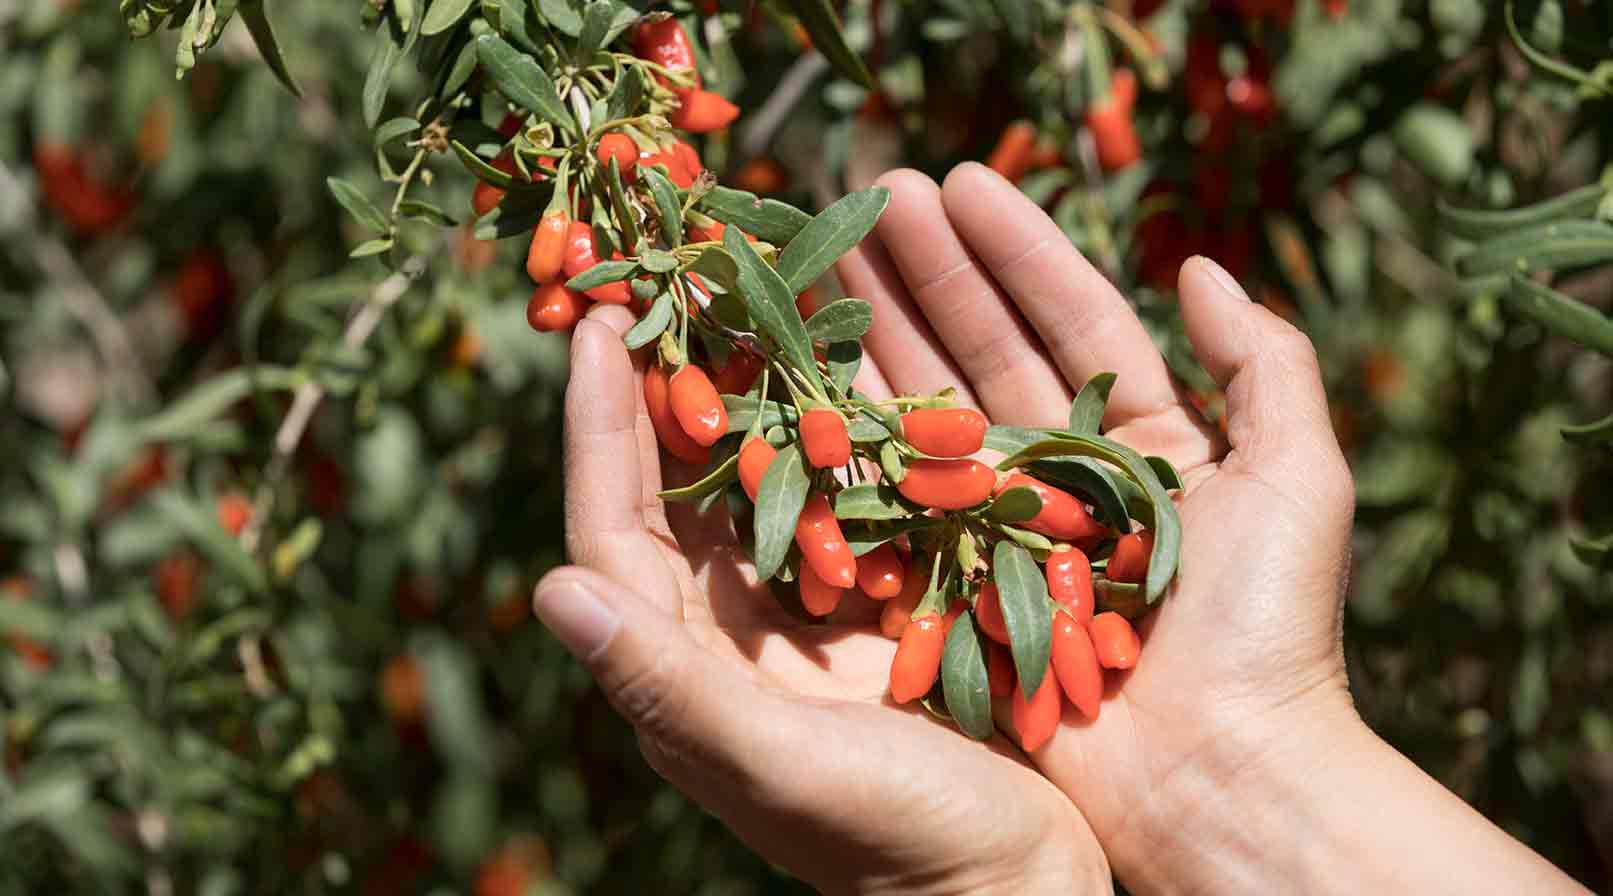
640;249;679;273
577;0;614;54
847;410;891;442
605;64;644;122
658;451;741;503
399;199;456;226
238;0;302;97
1562;411;1613;445
538;0;583;36
1501;274;1613;357
985;486;1042;524
362;18;407;128
473;184;555;239
723;396;800;433
833;483;919;521
777;188;891;293
475;35;574;135
1146;456;1183;490
1457;220;1613;278
624;291;674;350
700;186;813;244
726;226;819;382
1437;184;1606;240
641;168;685;248
753;443;810;580
845;518;944;556
327;177;389;233
374;116;420;147
783;0;875;88
421;0;476;34
805;299;874;342
151;491;267;597
350;238;395;258
565;260;639;292
942;614;995;740
993;541;1051;696
826;341;861;395
1068;372;1117;435
1029;458;1130;529
137;367;299;443
451;140;516;187
878;439;906;485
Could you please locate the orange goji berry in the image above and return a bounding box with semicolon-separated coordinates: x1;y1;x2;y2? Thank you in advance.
737;437;777;501
216;492;253;537
795;494;856;589
881;562;926;639
644;366;710;466
668;365;727;447
900;407;987;457
997;472;1106;546
1107;531;1153;585
974;582;1010;645
987;641;1015;697
1045;547;1094;624
1052;613;1102;719
797;563;844;617
1012;662;1061;751
856;543;904;599
1090;612;1140;670
525;283;589;333
896;459;996;511
889;613;944;703
986;120;1037;183
670;89;739;133
526;210;570;284
800;409;852;468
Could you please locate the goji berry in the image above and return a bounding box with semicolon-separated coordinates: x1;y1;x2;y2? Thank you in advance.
797;563;844;617
800;408;851;468
896;459;996;511
996;472;1106;545
974;582;1010;645
881;562;926;639
3;578;51;672
1085;68;1141;172
670;89;739;133
216;492;253;537
1090;611;1140;670
525;282;589;333
1045;547;1093;624
1052;613;1102;719
526;210;570;284
155;549;201;622
987;642;1014;697
1107;531;1152;585
856;543;904;599
899;407;987;457
668;365;727;447
732;157;788;194
595;133;639;180
737;437;776;501
795;494;856;589
1012;662;1061;751
644;365;711;465
640;147;695;188
889;613;944;703
472;154;518;217
710;349;763;395
687;218;726;243
671;140;704;180
633;17;701;90
986;121;1037;183
380;654;425;725
561;221;632;304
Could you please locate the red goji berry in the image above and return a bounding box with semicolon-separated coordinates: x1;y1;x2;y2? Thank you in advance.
596;133;639;180
987;642;1014;697
986;120;1037;183
671;140;703;180
1012;662;1061;751
216;492;253;537
1090;611;1140;670
889;613;944;703
711;349;763;395
896;459;996;511
1046;547;1093;624
1085;69;1141;172
687;218;725;243
639;147;694;188
668;365;727;447
732;157;788;194
670;89;739;133
560;221;632;304
155;549;201;622
856;543;904;599
633;17;701;90
1052;613;1102;719
795;494;856;589
525;282;589;333
380;654;425;725
644;365;711;465
526;210;570;284
881;563;926;639
899;407;987;457
473;154;518;217
996;472;1107;545
737;437;777;501
798;563;844;617
800;409;851;468
1107;531;1152;584
974;582;1010;645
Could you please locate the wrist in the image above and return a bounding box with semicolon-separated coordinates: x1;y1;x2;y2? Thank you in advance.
844;821;1112;896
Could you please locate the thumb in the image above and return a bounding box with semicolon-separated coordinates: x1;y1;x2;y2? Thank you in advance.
532;567;788;796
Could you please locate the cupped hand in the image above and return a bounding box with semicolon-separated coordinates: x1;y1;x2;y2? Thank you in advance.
837;164;1359;890
533;302;1111;894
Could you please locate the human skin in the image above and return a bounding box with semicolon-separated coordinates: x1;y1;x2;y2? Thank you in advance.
535;163;1589;894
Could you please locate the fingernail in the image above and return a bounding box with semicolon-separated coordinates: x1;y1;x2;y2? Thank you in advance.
533;580;620;662
1192;255;1250;302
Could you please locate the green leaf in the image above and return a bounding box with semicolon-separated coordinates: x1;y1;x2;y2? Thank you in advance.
374;116;420;147
985;486;1042;524
472;183;555;239
640;249;679;273
993;0;1034;42
565;260;639;292
777;188;891;293
624;291;674;350
151;491;268;597
723;396;800;433
136;367;299;443
327;177;389;233
577;0;614;54
641;168;685;248
1438;184;1606;240
538;0;583;36
1500;275;1613;357
941;613;994;740
605;65;645;122
845;518;944;556
397;198;456;227
350;238;395;258
239;0;302;97
1027;458;1130;529
782;0;875;88
416;634;495;775
658;450;741;503
1067;372;1116;435
451;140;516;187
700;187;813;244
475;35;574;136
847;409;891;442
998;435;1181;603
753;442;810;580
993;541;1051;696
1146;456;1183;490
826;341;861;395
362;16;409;128
1570;531;1613;565
1457;220;1613;278
1562;411;1613;445
804;299;874;343
422;0;476;34
833;483;919;520
726;226;819;383
983;423;1059;456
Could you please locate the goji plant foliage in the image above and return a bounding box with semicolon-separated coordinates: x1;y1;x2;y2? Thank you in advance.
0;0;1610;892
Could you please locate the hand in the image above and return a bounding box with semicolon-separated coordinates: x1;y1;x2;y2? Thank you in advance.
533;305;1111;894
843;164;1584;894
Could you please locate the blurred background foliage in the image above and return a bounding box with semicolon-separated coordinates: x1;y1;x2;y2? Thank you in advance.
0;0;1609;892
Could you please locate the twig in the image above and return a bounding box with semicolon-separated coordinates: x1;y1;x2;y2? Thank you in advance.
0;160;156;406
238;251;432;554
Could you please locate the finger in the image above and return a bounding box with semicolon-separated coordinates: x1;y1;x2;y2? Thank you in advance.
940;164;1208;445
836;231;977;406
849;349;894;402
564;318;682;610
1177;256;1354;516
533;567;804;824
584;304;670;534
873;169;1070;426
